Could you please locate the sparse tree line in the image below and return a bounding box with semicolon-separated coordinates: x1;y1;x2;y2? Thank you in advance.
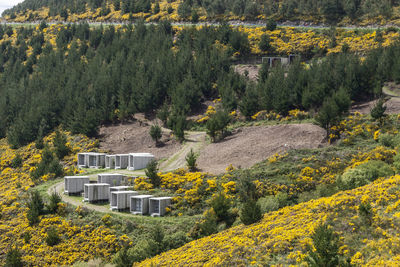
3;0;398;23
1;22;400;148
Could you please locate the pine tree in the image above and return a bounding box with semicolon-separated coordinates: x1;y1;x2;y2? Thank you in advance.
240;199;263;225
149;125;162;146
145;160;161;188
315;98;340;138
305;223;340;267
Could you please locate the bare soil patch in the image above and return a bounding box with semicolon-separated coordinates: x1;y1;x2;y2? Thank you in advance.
234;64;260;81
352;82;400;114
197;123;327;174
351;98;400;114
98;120;181;160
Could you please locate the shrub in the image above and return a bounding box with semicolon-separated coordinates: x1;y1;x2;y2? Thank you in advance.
257;196;279;213
185;149;198;171
11;154;22;168
53;129;70;159
5;247;24;267
199;208;218;236
359;201;373;226
371;98;387;123
211;192;236;226
112;247;132;267
276;192;297;208
266;19;277;31
237;173;258;202
259;34;271;52
47;191;62;214
315;97;340;138
168;113;186;142
157;103;169;126
26;190;44;225
191;9;199;23
305;222;340;267
206;110;231;142
26;207;40;226
31;146;64;182
393;153;400;171
240;199;263;225
45;227;61;246
23;232;31;244
163;231;190;250
145;160;161;188
378;133;395;147
338;160;394;190
129;239;154;263
35;137;44;149
149;125;162;145
150;223;165;254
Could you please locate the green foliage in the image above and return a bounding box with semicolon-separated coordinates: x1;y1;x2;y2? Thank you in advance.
149;125;162;145
23;232;31;244
5;247;24;267
259;34;271;52
210;192;236;227
338;160;394;190
206;109;231;142
199;209;218;237
305;222;340;267
145;160;161;188
191;9;199;23
378;133;398;148
157;103;169;127
371;98;387;122
393;153;400;171
45;227;61;246
315;97;340;138
163;231;190;250
240;199;263;225
150;223;165;254
237;172;258;202
266;19;277;31
31;146;63;182
359;201;373;226
47;190;62;214
26;190;44;225
168;113;186;142
257;196;279;213
112;247;132;267
185;149;198;172
11;154;22;168
53;129;70;159
128;239;155;263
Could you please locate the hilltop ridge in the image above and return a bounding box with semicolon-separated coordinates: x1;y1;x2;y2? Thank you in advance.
3;0;400;26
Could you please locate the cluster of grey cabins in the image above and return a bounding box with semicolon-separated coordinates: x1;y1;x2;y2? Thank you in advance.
77;152;155;170
64;174;171;216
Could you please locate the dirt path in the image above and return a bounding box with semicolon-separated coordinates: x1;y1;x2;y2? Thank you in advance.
159;131;207;172
351;83;400;114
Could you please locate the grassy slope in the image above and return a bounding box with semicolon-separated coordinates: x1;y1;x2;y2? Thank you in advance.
139;174;400;266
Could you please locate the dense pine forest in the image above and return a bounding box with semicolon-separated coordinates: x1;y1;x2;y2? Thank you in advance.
2;0;398;24
1;21;400;148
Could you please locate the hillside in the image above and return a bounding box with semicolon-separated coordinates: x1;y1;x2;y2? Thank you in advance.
2;0;400;26
4;11;400;267
1;22;400;151
139;174;400;266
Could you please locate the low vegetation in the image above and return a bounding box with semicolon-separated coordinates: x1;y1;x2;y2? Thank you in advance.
3;0;400;26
